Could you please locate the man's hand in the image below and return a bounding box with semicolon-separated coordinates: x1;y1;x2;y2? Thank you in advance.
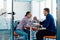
36;24;40;27
33;16;38;20
32;27;38;31
33;16;40;23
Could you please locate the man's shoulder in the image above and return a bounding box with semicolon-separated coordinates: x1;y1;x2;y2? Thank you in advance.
48;14;54;20
48;14;53;17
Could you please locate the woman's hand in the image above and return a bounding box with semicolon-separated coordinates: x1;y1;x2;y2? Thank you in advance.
32;27;38;31
25;26;30;29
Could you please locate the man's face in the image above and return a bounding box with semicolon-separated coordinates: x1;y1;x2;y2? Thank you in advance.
43;10;48;16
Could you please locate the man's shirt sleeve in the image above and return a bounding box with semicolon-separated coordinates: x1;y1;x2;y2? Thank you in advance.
40;16;51;27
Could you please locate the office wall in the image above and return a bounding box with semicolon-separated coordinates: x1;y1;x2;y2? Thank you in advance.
13;1;31;21
57;0;60;40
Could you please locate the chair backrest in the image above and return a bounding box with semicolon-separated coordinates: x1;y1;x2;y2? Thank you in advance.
14;20;20;31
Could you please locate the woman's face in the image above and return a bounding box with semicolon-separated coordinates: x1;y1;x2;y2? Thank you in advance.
27;13;32;18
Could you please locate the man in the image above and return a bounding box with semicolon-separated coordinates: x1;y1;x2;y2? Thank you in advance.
36;8;56;40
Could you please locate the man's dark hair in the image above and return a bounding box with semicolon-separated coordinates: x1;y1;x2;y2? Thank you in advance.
44;8;50;13
25;11;31;16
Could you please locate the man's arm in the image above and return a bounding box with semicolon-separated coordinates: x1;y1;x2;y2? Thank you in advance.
40;16;51;28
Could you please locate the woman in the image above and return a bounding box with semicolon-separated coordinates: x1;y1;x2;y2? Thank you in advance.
15;11;32;40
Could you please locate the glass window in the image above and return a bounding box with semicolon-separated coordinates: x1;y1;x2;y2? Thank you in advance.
45;0;52;13
39;0;46;21
0;0;12;40
39;0;56;22
31;1;40;19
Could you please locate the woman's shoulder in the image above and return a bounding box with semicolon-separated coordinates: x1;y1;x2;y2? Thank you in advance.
22;17;28;21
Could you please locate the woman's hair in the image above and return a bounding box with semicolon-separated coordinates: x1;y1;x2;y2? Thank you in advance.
25;11;31;16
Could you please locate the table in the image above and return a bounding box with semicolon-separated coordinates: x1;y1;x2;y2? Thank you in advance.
30;27;46;40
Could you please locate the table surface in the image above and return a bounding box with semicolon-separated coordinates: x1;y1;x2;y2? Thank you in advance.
30;26;46;40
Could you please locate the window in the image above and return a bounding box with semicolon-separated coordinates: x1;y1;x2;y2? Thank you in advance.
0;0;3;9
45;0;52;13
31;1;40;19
31;0;56;23
39;0;56;22
39;0;46;21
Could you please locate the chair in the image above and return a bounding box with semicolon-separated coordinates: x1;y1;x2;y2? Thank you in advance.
14;32;19;36
14;20;20;30
43;35;56;40
14;20;24;40
14;32;19;40
14;31;24;40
